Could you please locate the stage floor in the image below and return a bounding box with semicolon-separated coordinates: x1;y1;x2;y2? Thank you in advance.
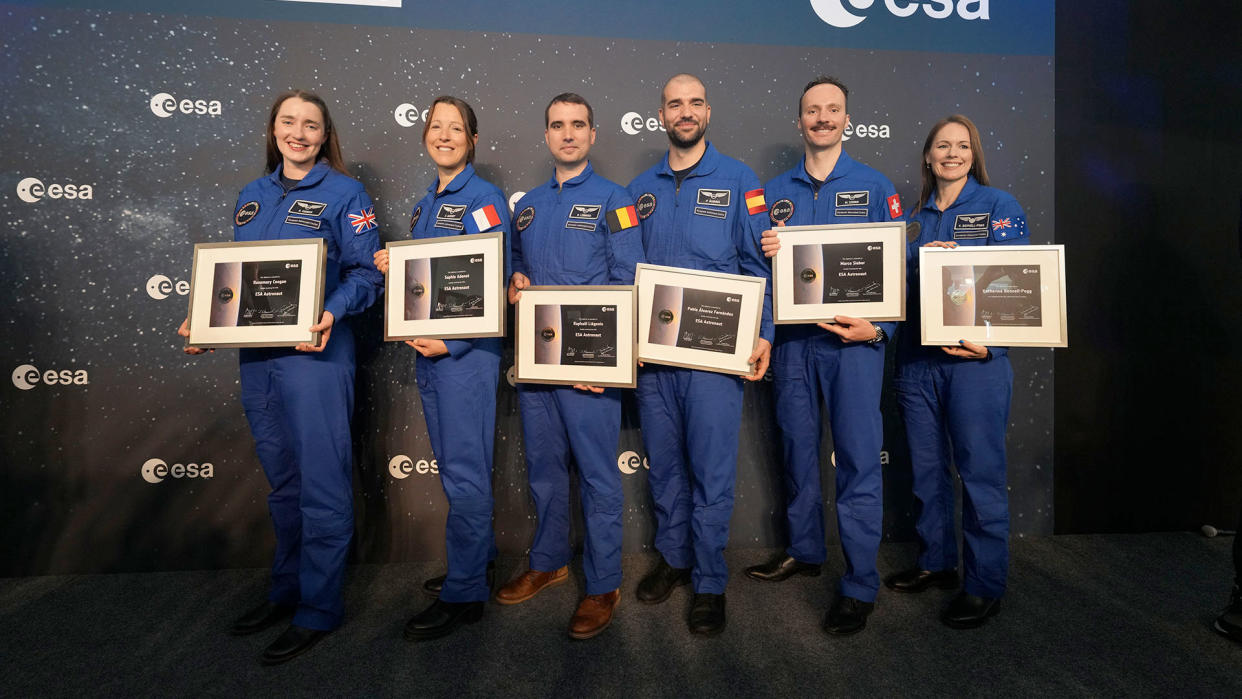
3;533;1239;696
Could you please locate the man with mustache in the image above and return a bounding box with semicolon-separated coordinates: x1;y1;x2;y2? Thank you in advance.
627;73;773;636
750;76;902;636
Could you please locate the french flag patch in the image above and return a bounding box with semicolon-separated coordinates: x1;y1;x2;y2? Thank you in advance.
471;204;501;231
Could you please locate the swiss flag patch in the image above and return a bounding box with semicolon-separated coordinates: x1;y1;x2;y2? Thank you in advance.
887;194;903;219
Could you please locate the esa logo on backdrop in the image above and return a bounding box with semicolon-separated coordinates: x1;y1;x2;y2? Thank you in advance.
810;0;990;28
11;364;90;390
393;103;431;127
388;454;439;479
617;451;650;475
620;112;666;136
15;177;94;203
149;92;222;118
146;274;189;300
842;121;891;141
141;458;214;483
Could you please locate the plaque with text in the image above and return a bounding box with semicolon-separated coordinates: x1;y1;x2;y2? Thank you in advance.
771;221;905;324
384;231;505;340
185;238;326;348
514;285;637;387
635;263;766;376
918;244;1067;347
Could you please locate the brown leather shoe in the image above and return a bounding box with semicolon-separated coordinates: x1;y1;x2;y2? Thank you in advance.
569;590;620;640
494;566;569;605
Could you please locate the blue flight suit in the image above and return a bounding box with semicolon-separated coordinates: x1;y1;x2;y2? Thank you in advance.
510;162;645;594
627;142;773;594
895;175;1029;599
407;163;511;603
766;152;901;603
233;161;383;631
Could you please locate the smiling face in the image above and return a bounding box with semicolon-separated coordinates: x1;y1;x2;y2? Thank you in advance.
659;76;710;149
926;120;973;185
798;82;849;152
424;101;476;174
544;100;595;169
272;97;326;177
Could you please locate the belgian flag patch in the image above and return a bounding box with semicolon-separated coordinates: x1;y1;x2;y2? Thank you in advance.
606;205;639;233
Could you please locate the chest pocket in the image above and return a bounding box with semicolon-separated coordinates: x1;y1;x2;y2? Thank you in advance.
685;202;732;263
558;204;604;275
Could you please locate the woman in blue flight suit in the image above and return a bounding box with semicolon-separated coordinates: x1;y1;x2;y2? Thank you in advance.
373;96;511;641
888;114;1029;629
180;89;383;664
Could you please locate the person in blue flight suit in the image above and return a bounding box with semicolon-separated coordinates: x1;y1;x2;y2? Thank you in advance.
627;73;773;636
749;77;903;636
373;96;511;641
180;89;383;665
500;93;645;640
887;114;1029;629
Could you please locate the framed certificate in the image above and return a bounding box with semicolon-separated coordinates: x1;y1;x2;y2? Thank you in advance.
771;221;906;324
515;286;637;388
185;238;326;348
635;263;766;376
384;231;505;341
918;244;1068;348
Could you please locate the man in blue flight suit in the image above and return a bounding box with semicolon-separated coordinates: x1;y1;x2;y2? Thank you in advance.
502;93;645;639
627;73;773;636
750;76;903;636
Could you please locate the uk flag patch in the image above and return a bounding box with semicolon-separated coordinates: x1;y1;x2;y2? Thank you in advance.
348;207;377;235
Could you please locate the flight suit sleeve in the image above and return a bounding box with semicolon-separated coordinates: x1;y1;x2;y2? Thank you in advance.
733;173;774;342
324;188;383;322
445;190;512;359
982;193;1030;360
872;179;903;340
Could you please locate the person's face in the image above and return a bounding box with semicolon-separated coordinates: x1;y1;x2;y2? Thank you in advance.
544;101;595;168
659;78;710;149
273;98;326;172
926;121;973;185
798;83;849;151
424;102;475;171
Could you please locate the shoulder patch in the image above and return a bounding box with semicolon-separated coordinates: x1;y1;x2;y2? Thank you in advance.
235;201;260;226
905;220;922;242
515;206;535;232
770;199;794;224
745;188;767;215
606;205;639;233
636;192;657;220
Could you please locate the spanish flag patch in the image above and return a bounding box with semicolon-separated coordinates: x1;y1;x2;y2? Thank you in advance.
745;188;767;215
606;204;640;233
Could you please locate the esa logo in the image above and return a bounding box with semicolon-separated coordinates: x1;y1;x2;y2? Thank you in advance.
146;274;190;300
15;177;94;203
11;364;89;390
617;450;650;475
811;0;990;28
393;103;431;127
149;92;222;118
388;454;439;479
620;112;666;136
141;458;214;483
842;121;891;141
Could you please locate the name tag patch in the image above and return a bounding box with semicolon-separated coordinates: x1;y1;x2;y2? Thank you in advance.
285;215;322;230
436;203;467;230
693;206;727;220
565;221;597;232
953;213;990;240
697;188;731;207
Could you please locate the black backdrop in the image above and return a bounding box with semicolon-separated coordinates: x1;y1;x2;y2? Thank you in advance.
1054;1;1242;534
0;0;1061;576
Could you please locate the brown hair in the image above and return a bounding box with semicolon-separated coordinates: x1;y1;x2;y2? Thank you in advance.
915;114;990;215
545;92;594;128
264;89;347;175
799;75;849;113
422;96;479;164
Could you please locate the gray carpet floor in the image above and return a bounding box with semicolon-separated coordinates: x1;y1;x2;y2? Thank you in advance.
3;533;1240;697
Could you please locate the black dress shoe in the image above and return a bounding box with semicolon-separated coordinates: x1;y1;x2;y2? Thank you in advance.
404;599;484;641
422;561;496;598
1213;585;1242;643
260;625;328;665
823;596;874;636
636;557;691;605
230;601;296;636
688;593;726;636
941;592;1001;629
884;568;960;593
744;553;822;582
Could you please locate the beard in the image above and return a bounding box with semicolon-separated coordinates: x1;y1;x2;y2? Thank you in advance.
665;118;707;149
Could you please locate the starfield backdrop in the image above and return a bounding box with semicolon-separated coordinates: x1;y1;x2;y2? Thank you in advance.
0;0;1055;575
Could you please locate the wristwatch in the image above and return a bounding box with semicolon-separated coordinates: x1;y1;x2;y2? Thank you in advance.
867;325;887;345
